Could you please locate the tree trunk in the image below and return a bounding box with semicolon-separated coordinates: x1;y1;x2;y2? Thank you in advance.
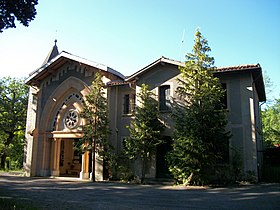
91;139;96;182
6;159;10;170
0;154;6;170
141;157;146;184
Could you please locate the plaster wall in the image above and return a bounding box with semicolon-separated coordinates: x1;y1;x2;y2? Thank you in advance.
218;71;260;178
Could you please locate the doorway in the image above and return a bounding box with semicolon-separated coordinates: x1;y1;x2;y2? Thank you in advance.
59;139;82;177
156;136;172;178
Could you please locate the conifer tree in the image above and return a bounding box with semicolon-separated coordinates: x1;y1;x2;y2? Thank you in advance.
168;29;231;185
124;84;164;183
80;72;111;181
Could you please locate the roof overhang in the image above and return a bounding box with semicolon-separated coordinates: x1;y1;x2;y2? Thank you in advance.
25;51;125;86
215;64;266;102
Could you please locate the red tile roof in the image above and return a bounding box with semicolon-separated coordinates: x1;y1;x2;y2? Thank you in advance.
216;64;261;72
107;80;129;87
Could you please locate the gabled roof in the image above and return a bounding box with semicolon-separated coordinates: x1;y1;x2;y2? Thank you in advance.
125;56;184;81
125;57;266;102
26;51;125;85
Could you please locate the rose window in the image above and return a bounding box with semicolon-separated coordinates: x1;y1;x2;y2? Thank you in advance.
65;109;79;129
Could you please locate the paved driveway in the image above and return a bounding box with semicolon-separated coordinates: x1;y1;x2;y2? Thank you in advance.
0;174;279;209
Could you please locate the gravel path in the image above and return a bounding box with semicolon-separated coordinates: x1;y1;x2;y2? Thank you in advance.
0;174;279;209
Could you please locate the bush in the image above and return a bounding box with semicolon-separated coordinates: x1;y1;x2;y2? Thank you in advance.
110;153;134;182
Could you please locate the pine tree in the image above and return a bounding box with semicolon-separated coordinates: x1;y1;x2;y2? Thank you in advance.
168;29;231;185
124;84;164;183
80;72;112;181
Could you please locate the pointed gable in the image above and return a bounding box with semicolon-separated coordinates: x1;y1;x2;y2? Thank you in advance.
42;40;59;65
26;51;125;86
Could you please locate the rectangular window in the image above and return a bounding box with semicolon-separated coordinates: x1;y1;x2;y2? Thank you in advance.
123;94;136;114
221;83;227;109
123;94;130;114
131;94;136;113
159;85;171;111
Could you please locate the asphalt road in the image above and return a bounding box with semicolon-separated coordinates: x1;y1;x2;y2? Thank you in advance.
0;174;279;209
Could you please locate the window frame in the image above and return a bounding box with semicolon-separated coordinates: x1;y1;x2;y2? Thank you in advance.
159;84;172;112
221;83;228;109
123;93;136;115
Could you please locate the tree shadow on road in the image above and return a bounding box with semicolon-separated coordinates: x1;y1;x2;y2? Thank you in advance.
0;175;279;210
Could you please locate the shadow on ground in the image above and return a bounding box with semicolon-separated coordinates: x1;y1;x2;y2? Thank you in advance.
0;175;279;209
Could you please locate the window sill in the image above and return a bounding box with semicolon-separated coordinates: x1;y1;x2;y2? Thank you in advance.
159;110;172;113
122;113;134;117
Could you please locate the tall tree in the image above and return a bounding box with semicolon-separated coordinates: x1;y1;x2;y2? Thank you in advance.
79;72;111;181
0;77;28;169
261;99;280;148
0;0;38;32
124;84;164;183
167;29;230;185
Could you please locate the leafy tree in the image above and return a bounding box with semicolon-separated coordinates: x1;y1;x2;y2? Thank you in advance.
263;70;274;105
124;84;164;183
0;0;38;32
79;72;112;181
167;29;231;185
0;77;28;169
261;99;280;148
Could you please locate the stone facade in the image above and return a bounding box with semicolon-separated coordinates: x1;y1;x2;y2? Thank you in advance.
24;44;266;181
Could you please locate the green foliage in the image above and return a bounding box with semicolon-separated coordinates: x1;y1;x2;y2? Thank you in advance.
167;29;231;185
81;72;111;155
0;77;28;169
261;99;280;147
110;153;134;182
78;72;112;180
263;71;274;104
124;84;164;183
0;0;38;32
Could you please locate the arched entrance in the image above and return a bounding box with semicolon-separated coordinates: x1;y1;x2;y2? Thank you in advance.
40;77;91;179
39;77;103;180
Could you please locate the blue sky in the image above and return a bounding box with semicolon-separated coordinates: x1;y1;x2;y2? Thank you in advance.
0;0;279;100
